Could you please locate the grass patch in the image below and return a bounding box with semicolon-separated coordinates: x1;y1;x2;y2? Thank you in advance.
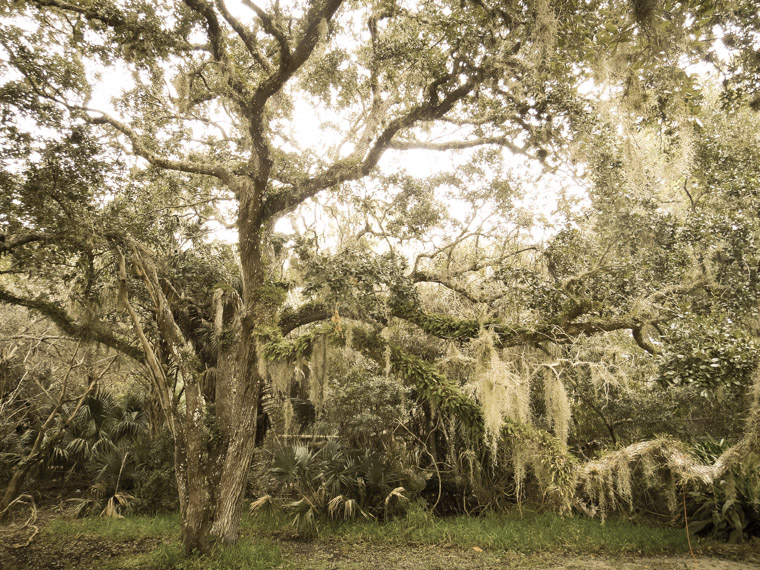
39;508;696;569
45;508;690;556
44;513;281;570
293;509;690;554
135;540;282;570
46;512;180;540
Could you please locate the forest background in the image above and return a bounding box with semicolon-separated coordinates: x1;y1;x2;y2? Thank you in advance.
1;0;760;557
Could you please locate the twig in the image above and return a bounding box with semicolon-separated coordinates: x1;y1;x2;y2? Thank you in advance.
683;488;697;570
113;451;129;497
0;494;39;548
396;421;442;512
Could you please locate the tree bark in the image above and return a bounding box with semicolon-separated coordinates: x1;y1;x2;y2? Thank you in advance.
209;182;265;541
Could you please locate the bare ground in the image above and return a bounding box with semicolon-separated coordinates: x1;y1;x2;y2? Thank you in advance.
277;540;760;570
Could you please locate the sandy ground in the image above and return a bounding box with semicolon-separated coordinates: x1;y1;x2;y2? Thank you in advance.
278;542;760;570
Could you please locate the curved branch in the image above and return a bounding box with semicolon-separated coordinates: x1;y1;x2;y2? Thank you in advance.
390;297;649;349
29;0;188;54
263;77;478;218
241;0;291;69
88;113;234;183
0;232;46;255
278;302;331;336
30;0;134;31
410;270;490;305
0;286;143;362
390;134;526;155
214;0;273;72
249;0;342;109
632;325;659;355
181;0;225;63
181;0;253;104
116;248;179;438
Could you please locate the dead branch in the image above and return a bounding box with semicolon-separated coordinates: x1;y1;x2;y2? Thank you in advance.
0;494;39;548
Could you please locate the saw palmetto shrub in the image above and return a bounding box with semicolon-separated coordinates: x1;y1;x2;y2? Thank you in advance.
250;440;426;536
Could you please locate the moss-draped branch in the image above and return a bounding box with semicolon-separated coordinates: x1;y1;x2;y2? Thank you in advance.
0;285;143;361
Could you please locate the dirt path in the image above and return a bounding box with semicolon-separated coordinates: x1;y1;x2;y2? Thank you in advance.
278;541;760;570
2;537;759;569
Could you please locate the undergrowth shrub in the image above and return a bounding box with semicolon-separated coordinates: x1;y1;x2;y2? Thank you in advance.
250;440;426;535
0;382;177;517
685;437;760;542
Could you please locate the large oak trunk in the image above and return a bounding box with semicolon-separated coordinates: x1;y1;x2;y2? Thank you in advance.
208;334;262;544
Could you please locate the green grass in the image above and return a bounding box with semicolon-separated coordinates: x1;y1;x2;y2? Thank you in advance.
132;540;283;570
45;512;180;540
45;513;282;569
313;509;690;554
40;508;695;569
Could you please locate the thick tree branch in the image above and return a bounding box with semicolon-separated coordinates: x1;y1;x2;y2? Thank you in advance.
29;0;188;54
240;0;343;188
632;325;660;355
249;0;342;109
410;270;502;305
241;0;291;69
390;297;651;349
0;232;46;255
278;302;332;336
390;134;526;155
116;248;180;439
264;78;479;218
30;0;132;31
214;0;274;73
182;0;252;100
0;286;143;361
88;113;234;183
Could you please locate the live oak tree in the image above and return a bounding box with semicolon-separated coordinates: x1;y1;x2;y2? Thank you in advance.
2;0;760;551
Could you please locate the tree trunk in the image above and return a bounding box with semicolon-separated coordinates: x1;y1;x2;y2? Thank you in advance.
1;465;31;513
169;419;211;552
209;420;258;543
209;313;263;543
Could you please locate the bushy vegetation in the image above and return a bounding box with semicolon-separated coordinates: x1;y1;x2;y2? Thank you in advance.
0;338;177;517
686;439;760;543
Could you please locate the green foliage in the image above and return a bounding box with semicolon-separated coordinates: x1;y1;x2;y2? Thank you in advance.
46;513;180;540
686;438;760;542
3;0;760;551
146;541;282;570
317;510;690;555
261;324;334;362
0;379;176;516
658;318;758;392
251;441;423;535
296;243;409;316
131;429;179;514
390;301;481;340
317;363;411;448
43;510;693;567
390;345;484;436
